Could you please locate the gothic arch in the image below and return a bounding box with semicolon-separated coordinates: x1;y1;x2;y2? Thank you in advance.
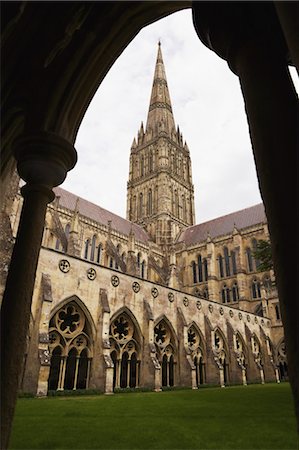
48;297;94;391
154;314;178;349
50;295;96;338
187;321;206;355
109;307;142;389
110;306;143;344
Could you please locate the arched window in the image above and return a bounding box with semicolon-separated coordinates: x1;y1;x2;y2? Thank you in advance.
231;251;237;275
109;257;114;268
218;255;224;278
221;284;230;303
174;191;179;218
224;247;231;277
182;194;186;221
133;195;137;220
191;261;197;284
148;151;153;173
137;252;141;269
254;302;263;317
140;155;144;177
252;279;261;299
232;282;239;302
141;261;146;279
154;319;176;388
97;244;102;264
263;275;272;294
275;304;281;320
90;235;96;261
252;239;260;270
246;248;253;272
84;239;90;259
198;255;203;282
48;301;93;391
148;189;152;215
203;258;208;282
138;193;143;218
188;325;205;386
109;312;140;390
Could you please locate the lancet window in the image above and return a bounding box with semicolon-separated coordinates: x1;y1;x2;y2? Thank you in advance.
232;281;239;302
213;329;229;384
276;340;288;381
48;301;93;391
231;251;237;275
109;312;140;389
90;235;97;262
55;223;70;251
251;278;261;299
187;325;205;385
221;284;230;304
218;255;224;278
224;247;231;277
148;189;153;215
191;261;197;284
234;333;246;370
154;319;176;387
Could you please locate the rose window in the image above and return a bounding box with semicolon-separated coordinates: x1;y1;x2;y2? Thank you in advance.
111;315;133;342
154;323;168;346
56;304;84;336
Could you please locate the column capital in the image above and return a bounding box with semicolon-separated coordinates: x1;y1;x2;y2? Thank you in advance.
14;131;77;188
192;2;288;74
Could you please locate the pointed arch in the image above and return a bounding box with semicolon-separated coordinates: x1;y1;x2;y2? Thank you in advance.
109;306;143;344
48;296;94;391
109;307;142;390
50;295;96;338
154;314;178;348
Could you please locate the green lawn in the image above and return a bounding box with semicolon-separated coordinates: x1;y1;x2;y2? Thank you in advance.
10;383;297;450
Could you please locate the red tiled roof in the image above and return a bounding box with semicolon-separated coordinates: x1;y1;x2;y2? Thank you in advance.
176;203;266;246
53;187;150;243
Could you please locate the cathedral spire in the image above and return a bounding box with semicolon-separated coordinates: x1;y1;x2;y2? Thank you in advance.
145;42;176;137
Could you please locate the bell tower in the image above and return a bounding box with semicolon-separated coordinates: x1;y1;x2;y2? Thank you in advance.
127;42;195;246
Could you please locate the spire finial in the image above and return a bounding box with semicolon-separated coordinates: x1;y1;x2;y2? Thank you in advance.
158;39;161;47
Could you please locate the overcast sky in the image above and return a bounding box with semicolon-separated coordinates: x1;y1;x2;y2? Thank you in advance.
61;9;298;225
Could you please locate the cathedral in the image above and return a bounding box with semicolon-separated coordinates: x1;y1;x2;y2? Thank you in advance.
8;43;286;396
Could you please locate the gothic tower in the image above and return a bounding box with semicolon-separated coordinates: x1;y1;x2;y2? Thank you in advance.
127;42;195;246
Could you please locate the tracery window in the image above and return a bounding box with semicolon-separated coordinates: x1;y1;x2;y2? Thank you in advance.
251;335;264;370
277;340;288;381
251;278;261;299
154;319;176;387
234;333;246;370
213;330;229;384
187;325;205;385
221;284;230;304
232;281;239;302
109;312;140;389
48;301;92;391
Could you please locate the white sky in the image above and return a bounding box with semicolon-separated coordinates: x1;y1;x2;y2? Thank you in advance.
61;9;298;225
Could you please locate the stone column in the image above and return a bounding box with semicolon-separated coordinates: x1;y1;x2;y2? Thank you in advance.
192;2;298;426
1;132;76;449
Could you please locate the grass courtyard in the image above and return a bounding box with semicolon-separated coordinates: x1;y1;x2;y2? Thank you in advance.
10;383;297;450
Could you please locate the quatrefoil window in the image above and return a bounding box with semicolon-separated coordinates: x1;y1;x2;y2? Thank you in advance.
168;292;174;303
59;259;70;273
